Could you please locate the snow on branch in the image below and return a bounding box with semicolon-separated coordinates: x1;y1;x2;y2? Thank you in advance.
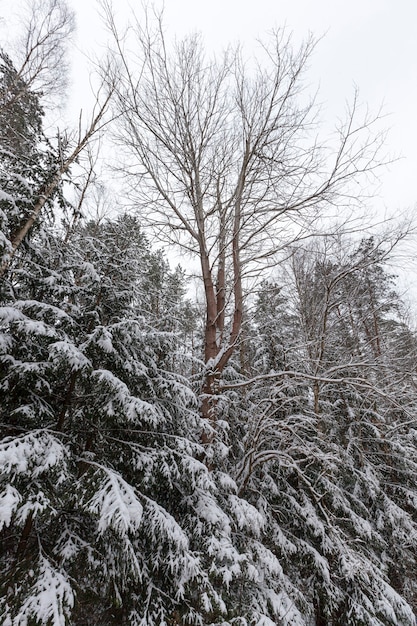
0;430;67;478
12;555;74;626
85;467;143;537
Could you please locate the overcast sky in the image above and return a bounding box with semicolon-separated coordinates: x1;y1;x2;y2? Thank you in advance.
64;0;417;217
0;0;414;234
1;0;415;213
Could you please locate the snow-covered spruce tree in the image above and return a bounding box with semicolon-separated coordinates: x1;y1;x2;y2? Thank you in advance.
0;49;63;271
0;214;192;624
219;238;417;625
1;208;308;625
0;2;114;280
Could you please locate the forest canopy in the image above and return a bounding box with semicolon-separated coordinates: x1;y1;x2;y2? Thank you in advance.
1;2;417;625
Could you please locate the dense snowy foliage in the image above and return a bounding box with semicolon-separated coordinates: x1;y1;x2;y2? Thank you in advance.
1;11;417;626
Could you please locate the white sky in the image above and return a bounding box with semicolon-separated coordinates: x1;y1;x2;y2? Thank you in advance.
0;0;415;247
1;0;415;214
64;0;417;217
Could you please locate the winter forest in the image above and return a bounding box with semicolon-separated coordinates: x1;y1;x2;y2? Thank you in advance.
2;1;417;625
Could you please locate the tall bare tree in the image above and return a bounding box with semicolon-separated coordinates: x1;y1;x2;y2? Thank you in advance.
13;0;75;103
105;7;386;440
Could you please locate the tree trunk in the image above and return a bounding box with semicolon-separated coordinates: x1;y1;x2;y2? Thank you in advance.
0;91;113;277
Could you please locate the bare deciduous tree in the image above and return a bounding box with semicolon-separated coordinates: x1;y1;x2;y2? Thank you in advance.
14;0;75;102
105;6;387;442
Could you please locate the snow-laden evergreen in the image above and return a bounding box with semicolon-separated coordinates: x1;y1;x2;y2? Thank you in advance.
0;210;303;625
223;239;417;624
0;50;64;272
